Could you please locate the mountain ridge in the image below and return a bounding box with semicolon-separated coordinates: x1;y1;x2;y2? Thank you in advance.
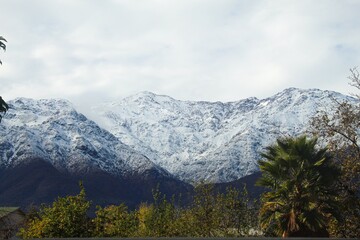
90;88;357;183
0;97;173;177
1;88;357;184
0;98;192;208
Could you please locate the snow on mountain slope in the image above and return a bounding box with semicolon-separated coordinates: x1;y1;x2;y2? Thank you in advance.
0;98;170;178
1;88;356;184
91;88;357;183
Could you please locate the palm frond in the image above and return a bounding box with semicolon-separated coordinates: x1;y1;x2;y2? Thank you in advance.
257;136;340;236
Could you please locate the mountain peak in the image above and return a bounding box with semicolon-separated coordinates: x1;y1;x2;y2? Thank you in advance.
122;91;177;106
0;97;169;178
134;91;157;97
92;88;357;183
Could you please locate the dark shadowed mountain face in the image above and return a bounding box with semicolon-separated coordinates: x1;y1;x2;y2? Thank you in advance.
0;158;192;209
213;172;265;199
0;158;77;207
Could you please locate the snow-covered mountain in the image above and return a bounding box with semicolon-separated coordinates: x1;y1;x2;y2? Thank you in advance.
91;88;356;183
0;88;357;185
0;98;170;178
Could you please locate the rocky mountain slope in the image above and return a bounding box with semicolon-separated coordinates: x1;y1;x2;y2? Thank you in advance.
0;98;191;208
0;88;357;186
0;98;172;176
91;88;356;183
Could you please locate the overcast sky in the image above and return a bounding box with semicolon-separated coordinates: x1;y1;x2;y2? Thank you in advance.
1;0;360;113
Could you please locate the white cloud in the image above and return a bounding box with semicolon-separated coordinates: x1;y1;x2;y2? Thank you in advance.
0;0;360;112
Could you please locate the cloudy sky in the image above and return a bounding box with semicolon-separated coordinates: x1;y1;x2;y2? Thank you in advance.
1;0;360;113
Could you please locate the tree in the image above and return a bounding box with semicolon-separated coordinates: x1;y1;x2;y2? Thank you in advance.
0;36;8;123
179;183;261;237
136;203;155;236
190;183;219;237
311;67;360;237
135;188;178;237
0;36;6;65
18;183;92;239
257;136;340;237
213;186;260;237
0;96;9;123
93;203;137;237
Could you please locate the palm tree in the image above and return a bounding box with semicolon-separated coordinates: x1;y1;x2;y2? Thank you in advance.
0;36;8;122
0;36;6;65
0;36;9;122
257;136;340;237
0;96;9;123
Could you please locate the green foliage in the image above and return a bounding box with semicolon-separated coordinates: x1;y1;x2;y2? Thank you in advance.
0;36;6;65
186;184;260;237
18;183;91;239
190;184;219;236
0;36;9;122
18;183;261;238
93;203;137;237
216;186;260;236
94;185;259;238
0;96;9;123
135;188;179;237
257;136;340;237
136;203;154;236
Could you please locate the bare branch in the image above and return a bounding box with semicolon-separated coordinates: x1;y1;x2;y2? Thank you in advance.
348;67;360;98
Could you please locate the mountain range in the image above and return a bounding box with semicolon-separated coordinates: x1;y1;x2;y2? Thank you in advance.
90;88;354;182
0;88;356;207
